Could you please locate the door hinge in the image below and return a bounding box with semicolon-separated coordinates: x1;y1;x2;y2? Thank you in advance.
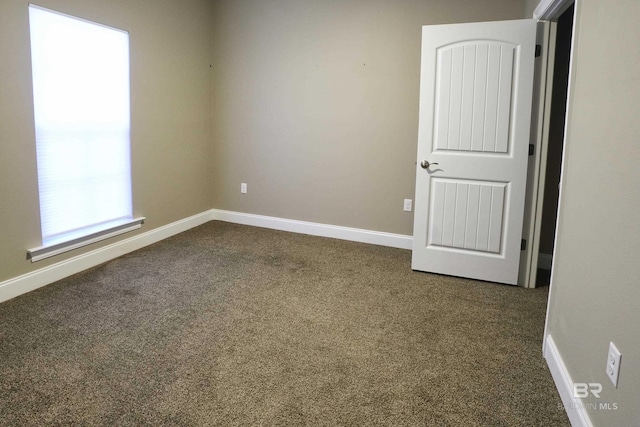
535;44;542;57
529;144;535;156
521;239;527;251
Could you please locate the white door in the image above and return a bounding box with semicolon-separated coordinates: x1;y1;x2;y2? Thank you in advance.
412;20;537;285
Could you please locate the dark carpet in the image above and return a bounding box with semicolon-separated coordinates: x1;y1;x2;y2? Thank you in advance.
0;221;569;426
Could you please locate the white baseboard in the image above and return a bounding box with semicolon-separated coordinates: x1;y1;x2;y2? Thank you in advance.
0;211;213;304
210;209;413;250
544;335;593;427
1;209;412;304
539;253;553;270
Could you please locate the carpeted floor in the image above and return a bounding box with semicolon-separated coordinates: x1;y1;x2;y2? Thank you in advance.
0;221;569;426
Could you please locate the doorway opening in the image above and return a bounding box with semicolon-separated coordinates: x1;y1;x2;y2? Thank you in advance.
536;4;574;286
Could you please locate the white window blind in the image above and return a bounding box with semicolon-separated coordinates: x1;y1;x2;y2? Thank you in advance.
28;5;141;260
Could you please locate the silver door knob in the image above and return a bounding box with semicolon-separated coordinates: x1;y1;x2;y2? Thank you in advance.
420;160;438;169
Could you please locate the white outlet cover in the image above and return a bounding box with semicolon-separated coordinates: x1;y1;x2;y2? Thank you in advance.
403;199;412;212
606;341;621;388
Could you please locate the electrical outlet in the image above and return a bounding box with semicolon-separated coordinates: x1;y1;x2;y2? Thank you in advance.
606;341;621;388
403;199;412;212
241;183;247;194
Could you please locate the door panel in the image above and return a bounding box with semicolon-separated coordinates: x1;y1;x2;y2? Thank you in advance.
412;20;536;285
428;179;506;253
434;42;516;154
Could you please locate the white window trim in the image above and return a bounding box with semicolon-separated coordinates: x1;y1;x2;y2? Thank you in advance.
28;217;145;262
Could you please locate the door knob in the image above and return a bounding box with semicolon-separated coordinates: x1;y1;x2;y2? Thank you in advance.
420;160;438;169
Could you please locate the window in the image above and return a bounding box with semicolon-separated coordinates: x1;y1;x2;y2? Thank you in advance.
27;5;143;262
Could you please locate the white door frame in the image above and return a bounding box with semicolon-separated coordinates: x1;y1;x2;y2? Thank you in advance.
534;2;585;426
520;0;576;287
519;21;555;288
533;0;574;20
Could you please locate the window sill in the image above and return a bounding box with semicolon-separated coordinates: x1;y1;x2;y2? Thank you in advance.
27;217;145;262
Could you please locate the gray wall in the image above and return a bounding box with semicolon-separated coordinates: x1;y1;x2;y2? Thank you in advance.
210;0;527;235
0;0;213;283
545;0;640;425
525;0;539;17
